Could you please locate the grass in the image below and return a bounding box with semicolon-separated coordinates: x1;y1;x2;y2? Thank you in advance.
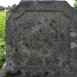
0;10;7;69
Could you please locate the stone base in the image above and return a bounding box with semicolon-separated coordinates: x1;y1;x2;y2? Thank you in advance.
0;63;16;77
0;70;6;77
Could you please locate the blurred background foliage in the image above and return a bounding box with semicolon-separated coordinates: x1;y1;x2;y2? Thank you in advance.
0;10;6;68
74;0;77;7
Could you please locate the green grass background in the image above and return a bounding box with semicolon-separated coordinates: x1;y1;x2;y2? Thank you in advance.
0;10;6;69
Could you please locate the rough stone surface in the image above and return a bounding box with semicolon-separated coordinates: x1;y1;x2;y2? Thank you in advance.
0;0;77;77
21;0;65;1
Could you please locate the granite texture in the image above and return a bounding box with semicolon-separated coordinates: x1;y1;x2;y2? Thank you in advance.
0;0;77;77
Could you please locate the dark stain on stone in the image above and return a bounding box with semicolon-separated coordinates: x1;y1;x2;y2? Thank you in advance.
63;64;66;67
10;39;13;46
25;44;29;47
33;75;36;77
15;48;18;51
42;26;45;29
24;26;26;29
49;23;53;27
44;38;48;43
53;27;58;32
26;72;30;77
54;71;60;77
52;19;56;23
55;35;58;39
27;21;29;24
48;42;53;47
19;33;22;36
14;28;17;31
44;72;49;76
6;70;22;77
45;57;52;65
38;21;41;25
13;50;23;64
19;23;22;26
60;33;65;41
44;19;48;22
22;37;25;41
36;37;40;41
33;73;41;77
39;29;42;32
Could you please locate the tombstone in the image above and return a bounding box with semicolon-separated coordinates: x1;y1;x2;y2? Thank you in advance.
0;0;77;77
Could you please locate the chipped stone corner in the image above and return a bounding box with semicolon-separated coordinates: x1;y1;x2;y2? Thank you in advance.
0;62;16;77
0;70;6;77
0;64;7;77
6;11;11;20
0;62;10;77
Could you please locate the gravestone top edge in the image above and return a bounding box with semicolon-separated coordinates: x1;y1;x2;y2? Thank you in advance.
21;0;65;1
7;0;76;21
13;0;74;12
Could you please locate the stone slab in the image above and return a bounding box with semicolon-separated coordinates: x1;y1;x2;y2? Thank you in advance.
0;0;77;77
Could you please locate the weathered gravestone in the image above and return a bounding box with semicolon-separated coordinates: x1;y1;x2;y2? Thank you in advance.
1;0;77;77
